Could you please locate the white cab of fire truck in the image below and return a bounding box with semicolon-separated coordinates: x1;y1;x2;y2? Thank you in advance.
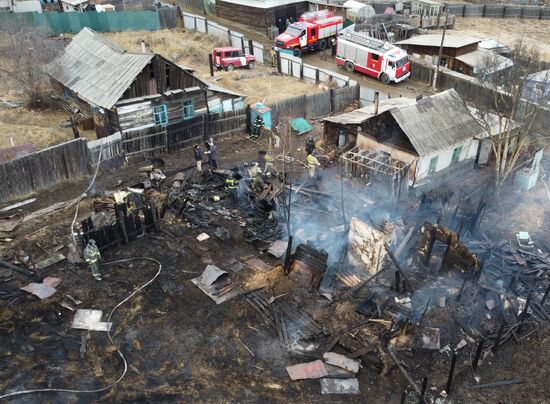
335;32;411;84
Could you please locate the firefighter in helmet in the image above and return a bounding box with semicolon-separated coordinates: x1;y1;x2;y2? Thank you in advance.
251;115;264;140
83;239;102;281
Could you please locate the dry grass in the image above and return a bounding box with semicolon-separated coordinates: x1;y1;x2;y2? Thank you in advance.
436;18;550;62
105;29;325;105
0;108;75;149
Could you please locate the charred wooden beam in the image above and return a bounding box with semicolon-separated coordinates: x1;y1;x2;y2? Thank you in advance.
387;345;421;395
445;351;458;395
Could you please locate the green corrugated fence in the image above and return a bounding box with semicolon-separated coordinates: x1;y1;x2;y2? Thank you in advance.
0;10;163;35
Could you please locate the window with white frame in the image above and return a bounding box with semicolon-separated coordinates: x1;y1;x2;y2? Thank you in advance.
153;105;168;125
183;99;195;120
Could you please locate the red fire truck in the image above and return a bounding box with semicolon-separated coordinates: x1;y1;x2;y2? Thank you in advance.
335;31;411;84
274;10;344;57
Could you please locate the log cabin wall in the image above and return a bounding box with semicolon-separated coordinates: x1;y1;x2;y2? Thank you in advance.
115;89;206;132
121;55;206;100
215;1;309;30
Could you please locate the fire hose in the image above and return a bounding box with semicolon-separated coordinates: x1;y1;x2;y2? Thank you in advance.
0;256;162;401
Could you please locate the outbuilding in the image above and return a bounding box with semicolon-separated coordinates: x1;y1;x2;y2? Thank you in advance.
215;0;309;32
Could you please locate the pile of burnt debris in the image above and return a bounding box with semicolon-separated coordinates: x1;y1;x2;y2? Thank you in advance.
237;214;550;398
2;153;548;400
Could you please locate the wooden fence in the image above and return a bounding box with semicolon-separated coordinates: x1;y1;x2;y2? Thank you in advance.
87;110;247;160
268;86;360;127
0;139;89;204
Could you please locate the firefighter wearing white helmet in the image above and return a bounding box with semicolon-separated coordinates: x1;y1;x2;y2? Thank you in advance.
84;239;102;281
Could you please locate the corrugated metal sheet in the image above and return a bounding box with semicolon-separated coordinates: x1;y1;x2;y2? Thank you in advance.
396;34;481;48
390;89;483;156
46;27;154;110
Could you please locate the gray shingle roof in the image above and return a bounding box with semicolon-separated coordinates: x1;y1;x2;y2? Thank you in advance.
389;89;483;156
47;27;154;110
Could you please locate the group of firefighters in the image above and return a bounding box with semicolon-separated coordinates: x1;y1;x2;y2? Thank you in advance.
82;122;323;281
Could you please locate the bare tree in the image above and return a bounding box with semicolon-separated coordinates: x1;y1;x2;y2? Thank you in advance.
463;40;549;191
0;23;64;107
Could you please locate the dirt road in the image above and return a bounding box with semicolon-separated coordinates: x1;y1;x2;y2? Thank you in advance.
195;13;431;99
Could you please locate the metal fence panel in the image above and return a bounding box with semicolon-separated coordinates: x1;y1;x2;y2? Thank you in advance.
207;21;229;40
182;12;197;29
252;42;264;64
195;16;207;33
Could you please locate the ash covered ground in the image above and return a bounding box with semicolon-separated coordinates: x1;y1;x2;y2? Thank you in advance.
0;135;549;403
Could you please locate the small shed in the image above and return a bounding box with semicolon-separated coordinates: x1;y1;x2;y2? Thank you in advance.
215;0;309;32
60;0;90;12
522;69;550;107
397;34;482;73
411;0;443;17
454;48;513;78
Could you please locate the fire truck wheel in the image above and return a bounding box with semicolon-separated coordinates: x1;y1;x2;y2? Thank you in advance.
248;61;255;70
344;61;354;72
380;73;390;84
319;39;327;50
226;64;235;72
292;48;302;58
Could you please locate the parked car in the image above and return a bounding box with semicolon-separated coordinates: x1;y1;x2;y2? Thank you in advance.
212;47;256;71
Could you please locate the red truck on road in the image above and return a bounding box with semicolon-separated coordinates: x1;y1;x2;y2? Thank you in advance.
335;30;411;83
213;47;256;71
274;10;343;57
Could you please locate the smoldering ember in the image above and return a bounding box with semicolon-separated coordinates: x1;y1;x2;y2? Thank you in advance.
1;5;550;403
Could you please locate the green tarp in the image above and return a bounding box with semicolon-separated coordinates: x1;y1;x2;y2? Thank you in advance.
290;117;313;135
0;10;161;35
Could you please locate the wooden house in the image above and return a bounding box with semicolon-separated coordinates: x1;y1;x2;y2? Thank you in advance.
47;28;243;140
324;89;493;193
215;0;309;32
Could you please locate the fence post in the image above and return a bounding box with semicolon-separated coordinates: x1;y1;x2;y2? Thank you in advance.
194;16;197;31
315;67;320;84
245;104;251;134
208;53;214;77
241;37;245;54
205;18;208;33
330;88;335;113
227;29;232;46
248;39;254;55
277;51;282;74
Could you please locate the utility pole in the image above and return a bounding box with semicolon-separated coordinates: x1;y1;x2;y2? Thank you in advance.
433;11;449;91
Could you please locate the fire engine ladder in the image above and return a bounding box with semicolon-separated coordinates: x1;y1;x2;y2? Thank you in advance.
300;9;331;21
340;31;387;51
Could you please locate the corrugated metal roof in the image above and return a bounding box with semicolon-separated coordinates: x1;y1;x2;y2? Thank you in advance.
455;48;513;73
527;69;550;83
396;34;481;48
47;28;154;110
323;98;416;125
389;89;483;156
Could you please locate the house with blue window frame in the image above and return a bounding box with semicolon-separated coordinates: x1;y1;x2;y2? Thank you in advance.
47;27;243;139
324;89;504;193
